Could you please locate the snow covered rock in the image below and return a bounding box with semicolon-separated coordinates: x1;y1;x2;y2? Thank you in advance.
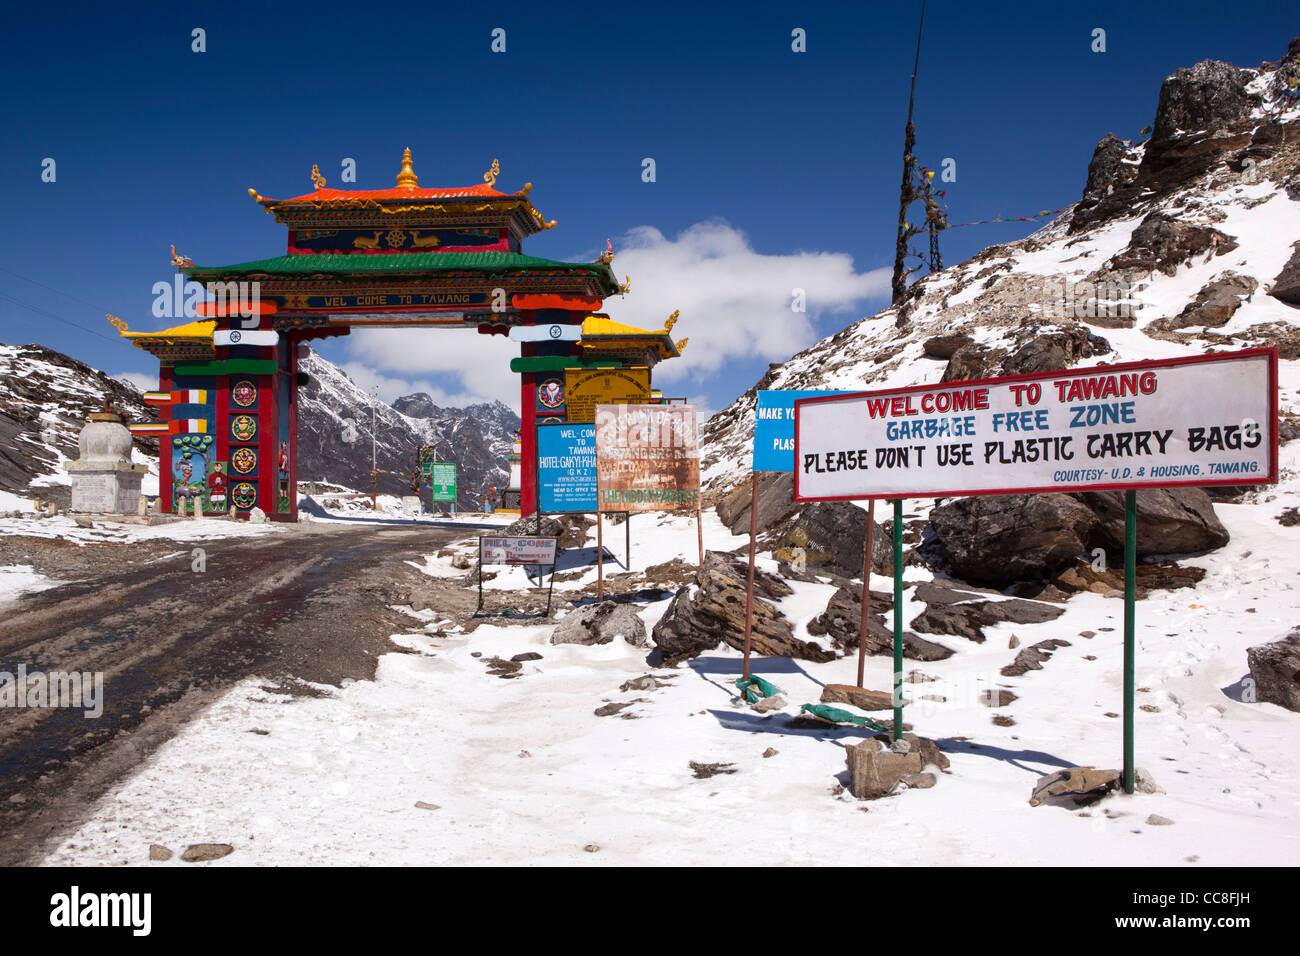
1269;240;1300;306
1246;629;1300;712
805;585;953;661
846;740;922;800
1028;767;1120;807
1151;58;1259;143
551;601;648;647
651;551;835;665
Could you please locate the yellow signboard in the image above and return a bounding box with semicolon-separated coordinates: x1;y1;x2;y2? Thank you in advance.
564;367;650;423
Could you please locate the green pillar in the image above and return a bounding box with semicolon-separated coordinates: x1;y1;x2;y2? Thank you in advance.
893;498;904;743
1123;489;1137;795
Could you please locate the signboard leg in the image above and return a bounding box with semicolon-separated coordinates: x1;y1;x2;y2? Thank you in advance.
625;513;630;570
857;498;875;689
892;499;904;743
743;472;758;682
597;512;604;602
696;508;704;566
1124;489;1137;795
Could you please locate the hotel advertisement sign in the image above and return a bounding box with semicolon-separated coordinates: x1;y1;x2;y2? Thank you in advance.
595;404;699;513
794;349;1277;502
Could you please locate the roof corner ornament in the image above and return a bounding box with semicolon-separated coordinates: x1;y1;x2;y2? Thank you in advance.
675;337;688;354
396;147;419;189
483;158;500;188
169;244;193;267
598;238;615;264
311;164;327;190
247;187;264;202
106;313;129;334
664;309;679;333
619;274;631;295
520;181;533;196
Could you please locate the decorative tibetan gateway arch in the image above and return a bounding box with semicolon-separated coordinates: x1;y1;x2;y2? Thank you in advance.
115;150;686;519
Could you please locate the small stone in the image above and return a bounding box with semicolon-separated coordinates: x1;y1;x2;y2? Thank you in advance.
902;772;937;789
511;652;543;662
1146;814;1174;826
148;844;172;861
181;843;234;862
1079;631;1096;639
471;651;482;658
762;747;778;758
620;675;658;692
1134;768;1165;795
584;844;600;853
1008;634;1020;649
890;738;912;755
415;801;440;811
594;702;633;717
751;694;787;713
247;728;270;735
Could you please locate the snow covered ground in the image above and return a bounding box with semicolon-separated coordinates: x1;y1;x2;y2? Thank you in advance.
38;502;1300;866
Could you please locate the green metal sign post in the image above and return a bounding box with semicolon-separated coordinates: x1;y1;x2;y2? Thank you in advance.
1123;489;1137;795
893;499;904;743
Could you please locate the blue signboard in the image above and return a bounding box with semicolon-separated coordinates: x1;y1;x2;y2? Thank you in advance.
753;389;851;472
537;422;597;513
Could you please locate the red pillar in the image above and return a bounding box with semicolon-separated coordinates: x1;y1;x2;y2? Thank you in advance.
519;332;537;518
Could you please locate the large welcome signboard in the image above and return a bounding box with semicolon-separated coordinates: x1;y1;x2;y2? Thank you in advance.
537;422;597;513
794;349;1277;501
596;404;699;512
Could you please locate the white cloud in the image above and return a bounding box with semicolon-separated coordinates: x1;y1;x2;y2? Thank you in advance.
344;327;519;405
113;371;156;393
598;220;889;384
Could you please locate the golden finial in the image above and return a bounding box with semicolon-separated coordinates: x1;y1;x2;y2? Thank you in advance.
169;244;193;267
106;313;129;334
396;147;419;189
664;309;679;333
675;338;689;354
484;158;500;187
619;274;631;295
598;239;614;264
248;187;263;201
520;182;533;196
311;164;327;190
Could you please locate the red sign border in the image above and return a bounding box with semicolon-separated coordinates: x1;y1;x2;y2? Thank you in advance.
792;347;1279;503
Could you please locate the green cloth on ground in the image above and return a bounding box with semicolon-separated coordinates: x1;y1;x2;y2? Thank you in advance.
734;675;782;704
799;703;890;733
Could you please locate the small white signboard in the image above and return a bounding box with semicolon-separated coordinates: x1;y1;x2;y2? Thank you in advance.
479;535;558;565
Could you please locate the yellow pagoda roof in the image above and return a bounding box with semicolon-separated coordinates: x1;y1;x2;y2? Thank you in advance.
580;312;687;360
113;317;216;342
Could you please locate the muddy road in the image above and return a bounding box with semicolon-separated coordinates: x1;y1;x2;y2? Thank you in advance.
0;520;489;865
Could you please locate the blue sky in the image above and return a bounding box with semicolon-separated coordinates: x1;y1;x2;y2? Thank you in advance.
2;0;1295;414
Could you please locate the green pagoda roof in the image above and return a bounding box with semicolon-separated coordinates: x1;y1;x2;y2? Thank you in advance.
183;251;620;293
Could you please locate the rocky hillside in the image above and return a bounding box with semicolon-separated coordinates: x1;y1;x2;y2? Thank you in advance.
0;341;518;511
0;343;158;501
703;37;1300;503
296;348;518;510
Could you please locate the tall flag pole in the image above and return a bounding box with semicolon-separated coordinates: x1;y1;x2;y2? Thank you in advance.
891;0;927;306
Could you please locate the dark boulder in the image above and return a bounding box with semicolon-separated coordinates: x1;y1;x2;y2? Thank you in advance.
1268;241;1300;307
929;494;1100;586
1075;488;1229;556
715;471;798;536
922;333;973;360
1151;272;1257;330
1246;629;1300;712
771;501;892;577
1108;212;1237;277
1151;59;1257;143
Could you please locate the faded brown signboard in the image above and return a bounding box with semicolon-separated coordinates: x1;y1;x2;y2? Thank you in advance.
565;367;650;423
595;404;699;513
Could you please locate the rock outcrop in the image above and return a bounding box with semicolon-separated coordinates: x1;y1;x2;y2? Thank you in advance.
1246;630;1300;711
651;551;835;665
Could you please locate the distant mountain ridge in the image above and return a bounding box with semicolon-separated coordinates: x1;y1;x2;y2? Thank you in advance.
0;341;518;511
